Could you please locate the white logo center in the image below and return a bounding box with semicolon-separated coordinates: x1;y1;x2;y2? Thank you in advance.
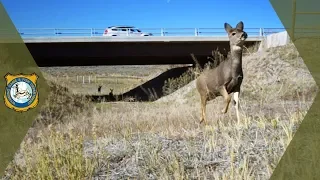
10;82;32;104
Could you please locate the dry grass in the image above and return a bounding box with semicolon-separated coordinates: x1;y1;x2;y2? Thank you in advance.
2;42;318;180
59;76;143;95
4;100;310;179
39;65;171;95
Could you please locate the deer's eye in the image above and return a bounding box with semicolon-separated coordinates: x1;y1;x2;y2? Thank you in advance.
232;32;236;36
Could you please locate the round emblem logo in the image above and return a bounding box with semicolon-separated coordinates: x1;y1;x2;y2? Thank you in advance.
5;77;37;108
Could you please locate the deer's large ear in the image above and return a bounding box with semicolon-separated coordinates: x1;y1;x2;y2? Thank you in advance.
224;23;232;33
236;21;244;31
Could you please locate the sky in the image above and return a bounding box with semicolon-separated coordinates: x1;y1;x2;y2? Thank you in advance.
1;0;284;29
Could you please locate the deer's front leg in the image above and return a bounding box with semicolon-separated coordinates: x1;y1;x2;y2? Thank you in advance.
233;91;241;124
220;86;231;114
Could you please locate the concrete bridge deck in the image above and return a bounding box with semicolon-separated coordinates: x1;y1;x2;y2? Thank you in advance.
20;36;262;67
22;36;263;43
13;27;283;67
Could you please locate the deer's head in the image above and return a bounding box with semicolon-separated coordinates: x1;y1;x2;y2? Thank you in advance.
224;21;247;48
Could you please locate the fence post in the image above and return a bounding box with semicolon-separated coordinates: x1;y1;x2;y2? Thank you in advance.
259;28;263;37
82;76;85;84
77;75;78;82
89;76;91;84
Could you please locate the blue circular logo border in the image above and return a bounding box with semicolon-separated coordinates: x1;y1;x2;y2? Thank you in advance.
5;77;37;108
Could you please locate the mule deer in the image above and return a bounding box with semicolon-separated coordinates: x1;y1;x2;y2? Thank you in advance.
98;85;102;93
196;21;247;124
109;88;116;101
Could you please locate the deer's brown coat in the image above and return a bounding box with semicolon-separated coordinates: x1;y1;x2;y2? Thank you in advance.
196;21;247;124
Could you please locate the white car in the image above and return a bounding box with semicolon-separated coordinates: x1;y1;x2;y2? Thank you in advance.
103;26;153;36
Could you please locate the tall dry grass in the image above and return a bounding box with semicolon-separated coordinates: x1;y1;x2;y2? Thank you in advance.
4;99;309;179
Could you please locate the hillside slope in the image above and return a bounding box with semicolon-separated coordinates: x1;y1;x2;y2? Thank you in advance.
156;43;317;104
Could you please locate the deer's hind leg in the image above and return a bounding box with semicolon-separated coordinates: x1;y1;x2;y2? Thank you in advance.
219;86;231;114
200;94;208;124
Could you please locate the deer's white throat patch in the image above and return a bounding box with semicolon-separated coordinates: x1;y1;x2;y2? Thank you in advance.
232;45;242;51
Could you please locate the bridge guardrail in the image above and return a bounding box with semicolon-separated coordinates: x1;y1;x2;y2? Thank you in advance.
15;27;288;38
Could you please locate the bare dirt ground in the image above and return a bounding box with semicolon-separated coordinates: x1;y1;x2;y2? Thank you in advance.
3;43;318;180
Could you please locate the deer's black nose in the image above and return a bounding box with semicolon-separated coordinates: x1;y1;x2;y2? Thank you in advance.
242;32;248;39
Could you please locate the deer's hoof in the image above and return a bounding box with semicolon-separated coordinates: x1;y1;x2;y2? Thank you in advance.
200;119;206;124
200;120;209;126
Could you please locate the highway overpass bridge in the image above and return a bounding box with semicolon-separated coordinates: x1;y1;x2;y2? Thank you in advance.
23;36;263;67
17;27;284;67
